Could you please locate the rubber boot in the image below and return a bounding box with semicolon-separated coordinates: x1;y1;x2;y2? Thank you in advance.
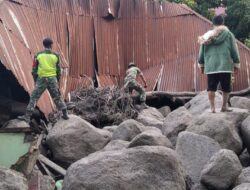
62;109;69;120
140;101;148;109
17;111;32;123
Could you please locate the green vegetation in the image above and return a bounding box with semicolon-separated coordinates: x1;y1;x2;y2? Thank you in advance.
165;0;250;47
225;0;250;44
245;38;250;49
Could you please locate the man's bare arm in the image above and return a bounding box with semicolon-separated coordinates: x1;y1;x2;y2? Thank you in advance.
140;74;147;88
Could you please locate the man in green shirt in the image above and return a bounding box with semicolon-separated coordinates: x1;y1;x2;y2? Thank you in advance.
18;38;69;122
198;15;240;113
124;62;147;106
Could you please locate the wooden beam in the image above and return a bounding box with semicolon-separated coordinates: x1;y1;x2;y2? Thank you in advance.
38;154;66;176
0;127;31;133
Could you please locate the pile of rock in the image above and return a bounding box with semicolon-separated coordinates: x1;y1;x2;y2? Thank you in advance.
2;91;250;190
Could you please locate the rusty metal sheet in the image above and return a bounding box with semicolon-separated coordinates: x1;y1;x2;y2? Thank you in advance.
66;14;94;77
94;18;122;76
1;0;250;117
140;64;163;91
97;74;118;88
92;0;120;18
64;76;93;97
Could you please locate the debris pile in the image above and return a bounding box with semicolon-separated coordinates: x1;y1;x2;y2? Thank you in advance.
3;92;250;190
69;87;139;127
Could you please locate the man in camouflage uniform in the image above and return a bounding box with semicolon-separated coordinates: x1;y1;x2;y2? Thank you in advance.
18;38;69;122
124;62;147;105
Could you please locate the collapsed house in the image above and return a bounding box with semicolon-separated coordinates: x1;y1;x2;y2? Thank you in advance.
1;1;250;189
0;0;250;116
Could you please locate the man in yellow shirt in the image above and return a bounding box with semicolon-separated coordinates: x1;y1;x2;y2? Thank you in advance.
18;38;69;122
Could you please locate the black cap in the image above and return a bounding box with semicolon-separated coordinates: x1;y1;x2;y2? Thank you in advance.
128;62;136;68
43;37;53;48
212;15;224;26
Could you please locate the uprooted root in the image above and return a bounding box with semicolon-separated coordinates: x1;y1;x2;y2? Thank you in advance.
68;87;138;128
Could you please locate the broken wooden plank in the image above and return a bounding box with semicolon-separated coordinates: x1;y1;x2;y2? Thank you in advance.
11;134;44;177
0;127;31;133
37;161;55;178
38;155;66;176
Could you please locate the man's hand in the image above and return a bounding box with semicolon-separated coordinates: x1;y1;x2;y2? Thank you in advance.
234;67;239;75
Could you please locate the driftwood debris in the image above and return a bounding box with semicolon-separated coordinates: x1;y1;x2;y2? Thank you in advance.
38;154;66;176
68;87;139;127
230;87;250;97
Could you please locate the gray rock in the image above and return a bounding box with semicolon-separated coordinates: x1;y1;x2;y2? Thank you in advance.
103;125;118;133
158;106;171;117
4;119;29;128
128;130;173;148
163;106;193;146
200;149;242;190
63;146;186;190
40;175;55;190
239;149;250;167
235;167;250;186
233;183;250;190
46;115;112;165
29;166;55;190
112;119;144;141
0;167;28;190
176;131;221;184
143;127;163;134
140;107;164;120
185;91;222;115
187;111;247;154
103;140;129;151
231;96;250;110
191;183;208;190
241;116;250;154
136;107;164;131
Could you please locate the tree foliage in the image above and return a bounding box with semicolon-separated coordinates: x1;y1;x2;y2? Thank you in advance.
167;0;221;19
225;0;250;42
166;0;250;45
245;38;250;49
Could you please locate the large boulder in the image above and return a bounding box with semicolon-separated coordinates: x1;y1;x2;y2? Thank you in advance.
191;184;208;190
103;125;118;133
102;140;129;151
128;130;173;148
235;167;250;186
143;126;163;134
163;106;193;146
200;149;242;190
233;183;250;190
63;146;186;190
0;167;28;190
46;115;112;166
230;96;250;110
29;167;55;190
4;119;29;128
241;116;250;153
239;149;250;167
176;131;221;184
158;106;171;117
186;110;248;154
40;175;55;190
184;91;222;115
136;107;164;131
112;119;144;141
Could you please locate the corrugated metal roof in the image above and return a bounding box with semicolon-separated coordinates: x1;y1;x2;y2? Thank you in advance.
96;74;118;88
0;0;250;115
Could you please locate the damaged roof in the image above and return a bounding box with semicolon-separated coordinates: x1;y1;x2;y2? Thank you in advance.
0;0;250;114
